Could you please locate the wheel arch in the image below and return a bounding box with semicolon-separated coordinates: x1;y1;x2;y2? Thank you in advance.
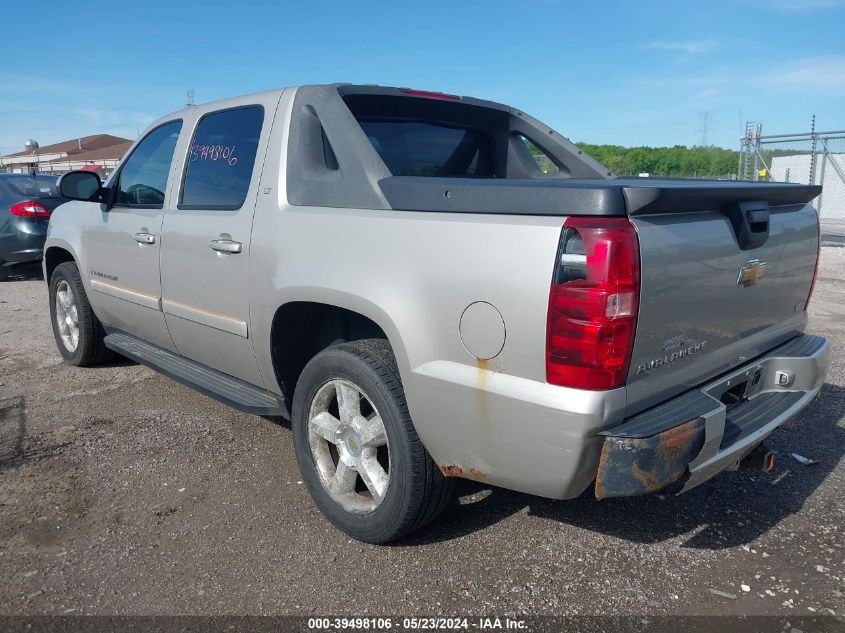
44;243;78;283
267;295;410;404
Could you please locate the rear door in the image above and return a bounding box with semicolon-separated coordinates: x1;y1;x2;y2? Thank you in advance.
84;119;184;352
160;93;281;385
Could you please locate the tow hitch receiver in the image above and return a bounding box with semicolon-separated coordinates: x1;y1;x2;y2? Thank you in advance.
739;444;777;472
595;418;705;499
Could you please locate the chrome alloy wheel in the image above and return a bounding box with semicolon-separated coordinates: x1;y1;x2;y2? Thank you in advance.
54;280;79;352
307;379;390;514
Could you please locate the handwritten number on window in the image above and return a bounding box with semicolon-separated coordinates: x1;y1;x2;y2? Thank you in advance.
190;144;238;166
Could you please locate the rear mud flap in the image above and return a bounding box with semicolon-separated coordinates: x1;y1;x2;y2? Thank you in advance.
595;418;705;499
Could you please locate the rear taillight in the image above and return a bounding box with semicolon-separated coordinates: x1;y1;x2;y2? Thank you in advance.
546;217;640;390
10;200;50;217
805;216;821;310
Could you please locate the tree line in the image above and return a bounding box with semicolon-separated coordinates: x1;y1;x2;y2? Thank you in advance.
575;143;739;178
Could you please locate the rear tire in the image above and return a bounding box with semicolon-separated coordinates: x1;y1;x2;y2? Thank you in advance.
0;262;9;282
49;262;113;366
292;339;453;543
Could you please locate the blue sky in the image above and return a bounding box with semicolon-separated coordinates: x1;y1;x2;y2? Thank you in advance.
1;0;843;154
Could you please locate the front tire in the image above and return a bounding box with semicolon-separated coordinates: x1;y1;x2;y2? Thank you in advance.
49;262;113;366
292;339;453;543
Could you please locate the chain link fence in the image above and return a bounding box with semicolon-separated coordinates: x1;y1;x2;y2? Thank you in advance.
739;127;845;240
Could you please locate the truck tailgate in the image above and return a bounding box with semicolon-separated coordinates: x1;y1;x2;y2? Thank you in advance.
626;200;819;415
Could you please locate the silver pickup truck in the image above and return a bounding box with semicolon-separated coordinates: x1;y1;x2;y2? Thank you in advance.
46;84;829;543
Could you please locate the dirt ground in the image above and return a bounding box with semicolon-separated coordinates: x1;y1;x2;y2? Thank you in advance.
0;249;843;618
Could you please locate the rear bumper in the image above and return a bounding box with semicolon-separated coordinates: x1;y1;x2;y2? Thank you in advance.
0;218;47;264
595;334;830;498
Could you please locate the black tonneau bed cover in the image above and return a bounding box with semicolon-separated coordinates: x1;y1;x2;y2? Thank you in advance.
379;176;822;216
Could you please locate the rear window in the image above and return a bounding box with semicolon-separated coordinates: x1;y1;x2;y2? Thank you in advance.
358;121;493;177
179;105;264;210
3;175;59;198
343;93;507;179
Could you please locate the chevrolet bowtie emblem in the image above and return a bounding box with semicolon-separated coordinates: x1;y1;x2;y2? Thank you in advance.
737;259;767;287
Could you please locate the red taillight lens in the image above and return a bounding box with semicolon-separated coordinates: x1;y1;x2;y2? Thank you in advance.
805;215;821;310
546;217;640;390
10;200;50;217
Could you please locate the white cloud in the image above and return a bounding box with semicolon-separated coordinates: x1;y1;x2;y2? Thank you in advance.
773;0;843;12
0;72;166;149
641;39;717;54
75;109;155;128
755;55;845;95
693;88;723;100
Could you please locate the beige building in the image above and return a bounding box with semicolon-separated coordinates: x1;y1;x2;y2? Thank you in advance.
0;134;132;178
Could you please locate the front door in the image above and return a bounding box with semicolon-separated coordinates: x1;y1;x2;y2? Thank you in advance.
160;94;281;385
85;119;184;352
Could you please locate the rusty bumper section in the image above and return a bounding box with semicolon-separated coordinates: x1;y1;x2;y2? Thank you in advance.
595;418;705;499
594;335;827;499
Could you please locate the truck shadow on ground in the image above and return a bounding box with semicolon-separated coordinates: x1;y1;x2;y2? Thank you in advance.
0;396;71;473
401;382;844;550
0;396;27;471
1;261;44;282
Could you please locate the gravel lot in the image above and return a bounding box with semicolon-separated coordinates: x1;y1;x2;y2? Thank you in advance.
0;249;843;618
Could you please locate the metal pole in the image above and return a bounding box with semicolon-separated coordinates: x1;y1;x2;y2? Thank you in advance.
750;129;845;140
819;138;845;184
817;145;827;217
752;149;759;181
809;114;817;184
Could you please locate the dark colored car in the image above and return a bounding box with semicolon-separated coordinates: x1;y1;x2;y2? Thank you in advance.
0;173;67;280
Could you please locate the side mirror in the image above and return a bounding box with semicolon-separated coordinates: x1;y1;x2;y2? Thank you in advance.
58;171;104;202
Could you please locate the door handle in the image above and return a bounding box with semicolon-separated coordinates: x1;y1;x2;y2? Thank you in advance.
133;232;156;244
209;239;243;254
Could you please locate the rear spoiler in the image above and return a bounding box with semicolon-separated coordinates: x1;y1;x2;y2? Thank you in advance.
379;176;822;217
620;179;822;216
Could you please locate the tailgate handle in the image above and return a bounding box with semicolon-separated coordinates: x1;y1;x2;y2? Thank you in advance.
724;202;770;251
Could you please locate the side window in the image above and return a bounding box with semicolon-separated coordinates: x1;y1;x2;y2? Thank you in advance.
179;105;264;210
517;134;560;175
116;120;182;208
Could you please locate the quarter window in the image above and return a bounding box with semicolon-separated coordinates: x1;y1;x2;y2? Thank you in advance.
518;135;560;175
180;106;264;210
116;120;182;208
